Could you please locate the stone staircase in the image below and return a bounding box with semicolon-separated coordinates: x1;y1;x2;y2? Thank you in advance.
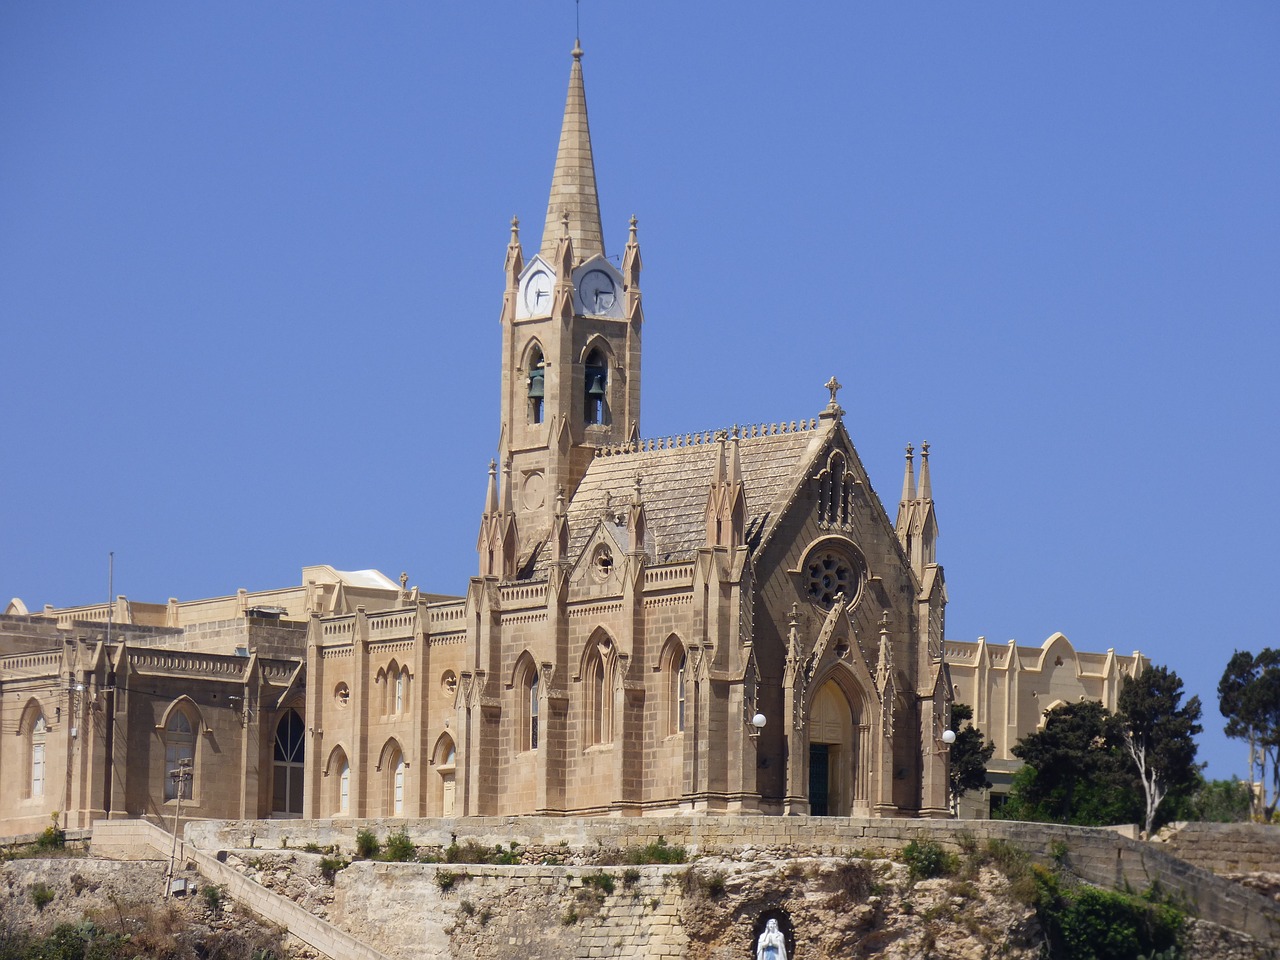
91;820;391;960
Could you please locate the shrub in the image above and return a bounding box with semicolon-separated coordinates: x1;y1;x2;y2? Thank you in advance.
583;872;615;895
1033;869;1184;960
201;884;224;913
302;842;323;854
436;869;468;892
381;828;416;862
318;856;348;882
681;868;726;900
618;836;686;865
31;882;55;911
37;813;66;851
622;867;641;886
901;839;958;882
354;828;380;860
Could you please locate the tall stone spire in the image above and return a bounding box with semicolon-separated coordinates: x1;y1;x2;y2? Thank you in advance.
540;41;604;262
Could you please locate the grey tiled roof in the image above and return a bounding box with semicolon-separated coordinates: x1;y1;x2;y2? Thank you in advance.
550;420;835;570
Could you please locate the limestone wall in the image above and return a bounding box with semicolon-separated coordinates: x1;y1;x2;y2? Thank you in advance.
1155;822;1280;875
184;815;1280;945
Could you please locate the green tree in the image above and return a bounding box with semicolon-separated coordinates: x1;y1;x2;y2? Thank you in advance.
1190;777;1254;823
948;702;995;803
1116;665;1202;837
1218;648;1280;819
1005;700;1142;826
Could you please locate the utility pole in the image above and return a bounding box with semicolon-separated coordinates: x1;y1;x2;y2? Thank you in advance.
164;757;193;899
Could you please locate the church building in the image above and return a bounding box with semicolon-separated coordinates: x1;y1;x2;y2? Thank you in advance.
300;42;951;820
0;42;954;835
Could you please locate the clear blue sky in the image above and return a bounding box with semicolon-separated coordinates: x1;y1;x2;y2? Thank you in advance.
2;3;1276;780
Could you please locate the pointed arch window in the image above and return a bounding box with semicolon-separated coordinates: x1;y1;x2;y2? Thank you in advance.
583;641;614;746
584;349;608;426
30;715;46;799
272;709;305;818
527;346;546;424
393;757;405;815
164;711;195;801
676;654;687;734
528;670;540;751
339;760;350;814
395;669;405;715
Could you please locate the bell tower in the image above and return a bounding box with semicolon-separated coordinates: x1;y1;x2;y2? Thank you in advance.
488;41;643;575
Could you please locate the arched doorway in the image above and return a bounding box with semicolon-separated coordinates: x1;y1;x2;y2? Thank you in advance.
432;734;457;817
808;680;855;816
271;709;305;817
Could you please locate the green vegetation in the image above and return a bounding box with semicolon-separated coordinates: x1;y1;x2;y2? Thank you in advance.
999;701;1144;827
975;836;1186;960
318;855;348;882
430;840;521;865
200;884;223;913
680;867;726;900
30;882;55;911
435;869;469;891
597;835;687;865
949;704;995;801
1117;665;1203;837
36;813;66;852
354;828;380;860
380;828;416;862
999;666;1204;834
1219;648;1280;819
1188;777;1254;823
1034;871;1184;960
900;839;958;882
0;905;286;960
582;871;615;895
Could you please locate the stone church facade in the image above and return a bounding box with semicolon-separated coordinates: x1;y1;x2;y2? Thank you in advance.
2;43;969;834
301;43;950;821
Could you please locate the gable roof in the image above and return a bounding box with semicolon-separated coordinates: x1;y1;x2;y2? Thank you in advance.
535;418;835;574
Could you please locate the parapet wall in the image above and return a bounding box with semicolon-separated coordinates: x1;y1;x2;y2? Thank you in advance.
184;815;1280;944
1155;821;1280;875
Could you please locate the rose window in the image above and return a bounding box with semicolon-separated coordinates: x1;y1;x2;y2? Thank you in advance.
805;549;862;607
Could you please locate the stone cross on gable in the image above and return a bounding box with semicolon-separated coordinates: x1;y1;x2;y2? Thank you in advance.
825;376;842;405
821;376;845;420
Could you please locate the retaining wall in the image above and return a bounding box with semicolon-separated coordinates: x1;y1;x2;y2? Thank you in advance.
1155;822;1280;875
184;815;1280;944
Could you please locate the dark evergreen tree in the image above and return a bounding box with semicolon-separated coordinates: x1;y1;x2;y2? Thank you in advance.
948;702;995;803
1116;665;1202;837
1218;648;1280;819
1004;700;1142;826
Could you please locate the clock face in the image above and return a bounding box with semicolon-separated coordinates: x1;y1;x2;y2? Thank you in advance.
578;269;617;314
522;269;552;314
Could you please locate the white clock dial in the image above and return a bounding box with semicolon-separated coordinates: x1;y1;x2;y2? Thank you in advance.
578;269;617;314
522;269;553;314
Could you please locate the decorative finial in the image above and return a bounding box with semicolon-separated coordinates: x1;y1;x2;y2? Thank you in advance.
510;216;520;241
572;39;583;60
628;215;638;243
905;443;914;459
633;473;643;504
488;458;497;476
399;572;408;590
561;209;571;237
921;440;930;458
825;376;842;405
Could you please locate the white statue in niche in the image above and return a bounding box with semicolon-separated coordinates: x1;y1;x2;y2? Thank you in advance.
756;918;787;960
